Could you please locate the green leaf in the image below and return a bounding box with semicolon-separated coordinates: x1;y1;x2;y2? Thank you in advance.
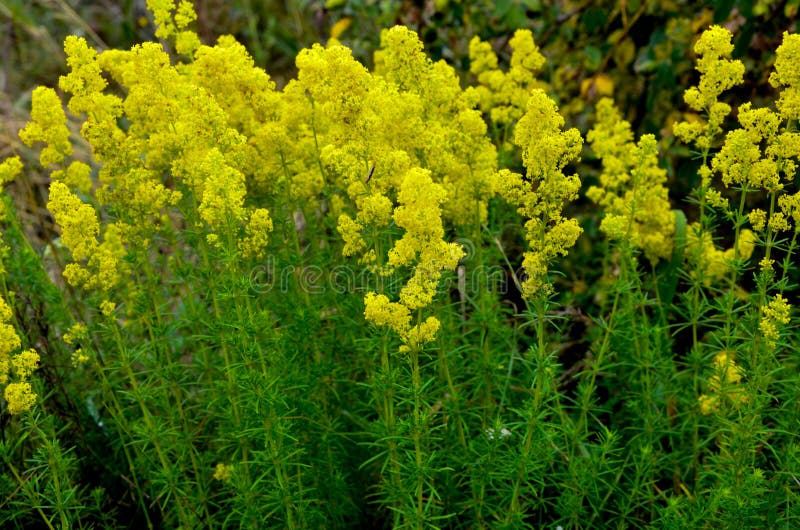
584;45;603;70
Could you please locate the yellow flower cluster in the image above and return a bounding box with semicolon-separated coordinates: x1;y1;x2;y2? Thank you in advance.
0;156;22;185
17;6;500;352
673;26;745;152
46;181;125;295
778;192;800;232
213;462;233;482
276;26;494;347
759;294;791;350
147;0;200;55
712;103;790;193
587;98;674;264
469;30;547;124
769;32;800;121
239;208;274;259
674;28;800;298
21;0;278;292
698;351;748;415
685;223;756;285
363;169;464;351
19;87;73;168
494;90;582;298
389;169;464;310
0;295;39;414
376;26;498;226
64;322;91;366
0;157;23;220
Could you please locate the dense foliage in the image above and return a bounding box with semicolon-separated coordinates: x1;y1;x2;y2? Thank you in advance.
0;1;798;528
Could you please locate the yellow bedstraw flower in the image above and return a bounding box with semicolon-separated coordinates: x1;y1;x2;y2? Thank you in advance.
712;103;784;193
0;294;39;414
698;351;747;415
71;349;90;367
494;90;582;298
673;26;744;152
47;182;126;292
769;32;800;121
47;181;100;265
779;192;800;231
337;214;367;258
51;161;93;195
749;209;767;231
19;87;73;168
588;98;674;264
363;293;442;352
100;300;117;317
189;35;284;195
59;35;119;118
238;208;274;259
0;157;23;185
196;149;247;245
213;463;233;482
389;168;464;311
363;168;464;350
63;322;88;345
147;0;200;55
374;26;498;226
685;223;756;285
363;292;412;337
468;30;546;124
759;294;791;350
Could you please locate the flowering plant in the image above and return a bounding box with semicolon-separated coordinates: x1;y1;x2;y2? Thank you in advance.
0;4;797;528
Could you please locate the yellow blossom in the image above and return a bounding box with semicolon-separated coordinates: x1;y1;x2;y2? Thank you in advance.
495;90;582;297
363;292;411;337
684;26;745;112
399;317;441;352
588;98;674;264
213;463;233;482
51;160;93;194
48;181;99;263
48;182;125;292
71;349;90;367
698;351;748;414
357;193;393;227
0;157;23;185
100;300;117;317
759;294;791;349
0;294;39;414
196;149;247;237
390;169;464;311
674;26;743;157
468;30;546;124
768;212;791;232
147;0;200;54
19;87;73;168
685;223;756;285
59;35;108;114
239;208;273;258
337;214;366;257
698;394;719;415
4;382;37;415
749;209;767;231
779;192;800;231
712;103;785;193
769;32;800;120
361;168;462;349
